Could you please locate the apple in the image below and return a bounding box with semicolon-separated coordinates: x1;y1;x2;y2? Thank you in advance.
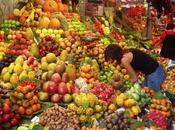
2;114;11;122
58;82;68;95
62;94;72;103
48;29;53;34
42;81;49;91
51;73;62;83
47;81;57;94
3;105;10;114
20;38;27;44
37;91;49;101
51;94;61;103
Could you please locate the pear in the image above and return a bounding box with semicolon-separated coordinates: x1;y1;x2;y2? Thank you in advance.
43;126;50;130
19;70;28;80
46;53;56;63
41;62;48;71
28;71;35;79
30;43;40;58
1;67;8;75
10;74;19;84
23;61;30;71
8;63;15;73
5;83;13;90
15;55;24;65
14;63;23;75
41;57;47;63
47;63;56;71
3;72;11;82
25;27;34;40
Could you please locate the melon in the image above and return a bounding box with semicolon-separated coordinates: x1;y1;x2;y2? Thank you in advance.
38;16;50;28
49;18;61;29
43;0;58;13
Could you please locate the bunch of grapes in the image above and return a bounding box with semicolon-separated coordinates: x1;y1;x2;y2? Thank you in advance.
0;54;17;73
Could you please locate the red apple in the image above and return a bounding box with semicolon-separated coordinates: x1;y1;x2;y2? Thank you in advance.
62;94;72;103
3;105;10;114
20;38;27;44
58;82;68;95
51;73;62;83
47;81;57;94
2;114;11;122
16;34;22;40
51;94;61;103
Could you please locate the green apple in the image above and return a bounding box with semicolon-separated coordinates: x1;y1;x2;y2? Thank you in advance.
40;33;45;38
51;34;55;38
48;29;53;34
36;29;41;34
42;28;48;34
53;29;59;34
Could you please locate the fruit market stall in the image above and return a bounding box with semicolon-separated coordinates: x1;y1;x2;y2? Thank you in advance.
0;0;175;130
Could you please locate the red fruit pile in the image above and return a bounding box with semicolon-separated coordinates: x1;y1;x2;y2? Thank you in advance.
0;101;21;129
91;83;115;105
20;80;37;89
93;20;104;35
145;111;168;130
111;32;125;42
0;34;4;41
39;35;60;57
6;32;31;55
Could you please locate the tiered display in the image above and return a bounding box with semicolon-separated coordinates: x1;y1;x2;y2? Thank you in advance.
0;0;174;130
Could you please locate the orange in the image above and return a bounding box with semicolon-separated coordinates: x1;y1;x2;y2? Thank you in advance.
25;92;34;99
33;96;38;103
18;106;25;114
85;73;92;79
22;102;30;108
165;111;171;117
21;87;28;94
16;85;23;92
36;103;41;110
161;98;167;106
25;108;33;115
29;99;35;106
13;91;19;98
32;104;38;112
156;105;161;110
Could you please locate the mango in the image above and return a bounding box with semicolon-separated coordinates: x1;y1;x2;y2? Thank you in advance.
65;64;76;80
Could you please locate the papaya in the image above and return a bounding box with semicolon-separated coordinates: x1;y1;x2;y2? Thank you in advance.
65;64;76;80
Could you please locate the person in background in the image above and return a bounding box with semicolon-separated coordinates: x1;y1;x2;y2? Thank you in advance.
104;44;166;91
160;23;175;60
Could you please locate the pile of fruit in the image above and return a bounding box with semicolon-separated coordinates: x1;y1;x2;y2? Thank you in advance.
145;111;168;130
127;84;150;106
114;93;141;117
0;100;21;129
6;32;32;55
0;0;174;129
68;93;104;123
91;83;116;105
39;104;79;130
162;67;175;94
148;98;172;117
99;111;130;130
10;80;42;115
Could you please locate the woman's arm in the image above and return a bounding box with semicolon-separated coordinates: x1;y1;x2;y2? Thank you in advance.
121;54;138;82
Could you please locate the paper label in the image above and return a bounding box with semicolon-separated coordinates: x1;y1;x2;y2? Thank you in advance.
31;116;39;123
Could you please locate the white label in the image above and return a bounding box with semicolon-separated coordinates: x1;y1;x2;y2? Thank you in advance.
75;78;88;89
115;107;125;113
93;120;99;126
67;128;74;130
31;116;39;123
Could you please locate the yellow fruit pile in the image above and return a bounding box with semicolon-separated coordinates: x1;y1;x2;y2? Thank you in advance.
0;55;37;88
0;42;9;53
114;93;141;117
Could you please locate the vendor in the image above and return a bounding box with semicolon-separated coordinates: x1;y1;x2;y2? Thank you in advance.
104;44;166;91
160;23;175;60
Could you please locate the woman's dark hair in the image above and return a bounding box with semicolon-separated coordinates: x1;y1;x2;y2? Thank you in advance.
104;44;123;63
166;23;174;30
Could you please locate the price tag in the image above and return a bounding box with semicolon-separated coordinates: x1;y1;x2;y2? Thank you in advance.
145;128;151;130
93;120;99;126
67;128;74;130
75;78;88;92
31;116;39;123
115;107;125;113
